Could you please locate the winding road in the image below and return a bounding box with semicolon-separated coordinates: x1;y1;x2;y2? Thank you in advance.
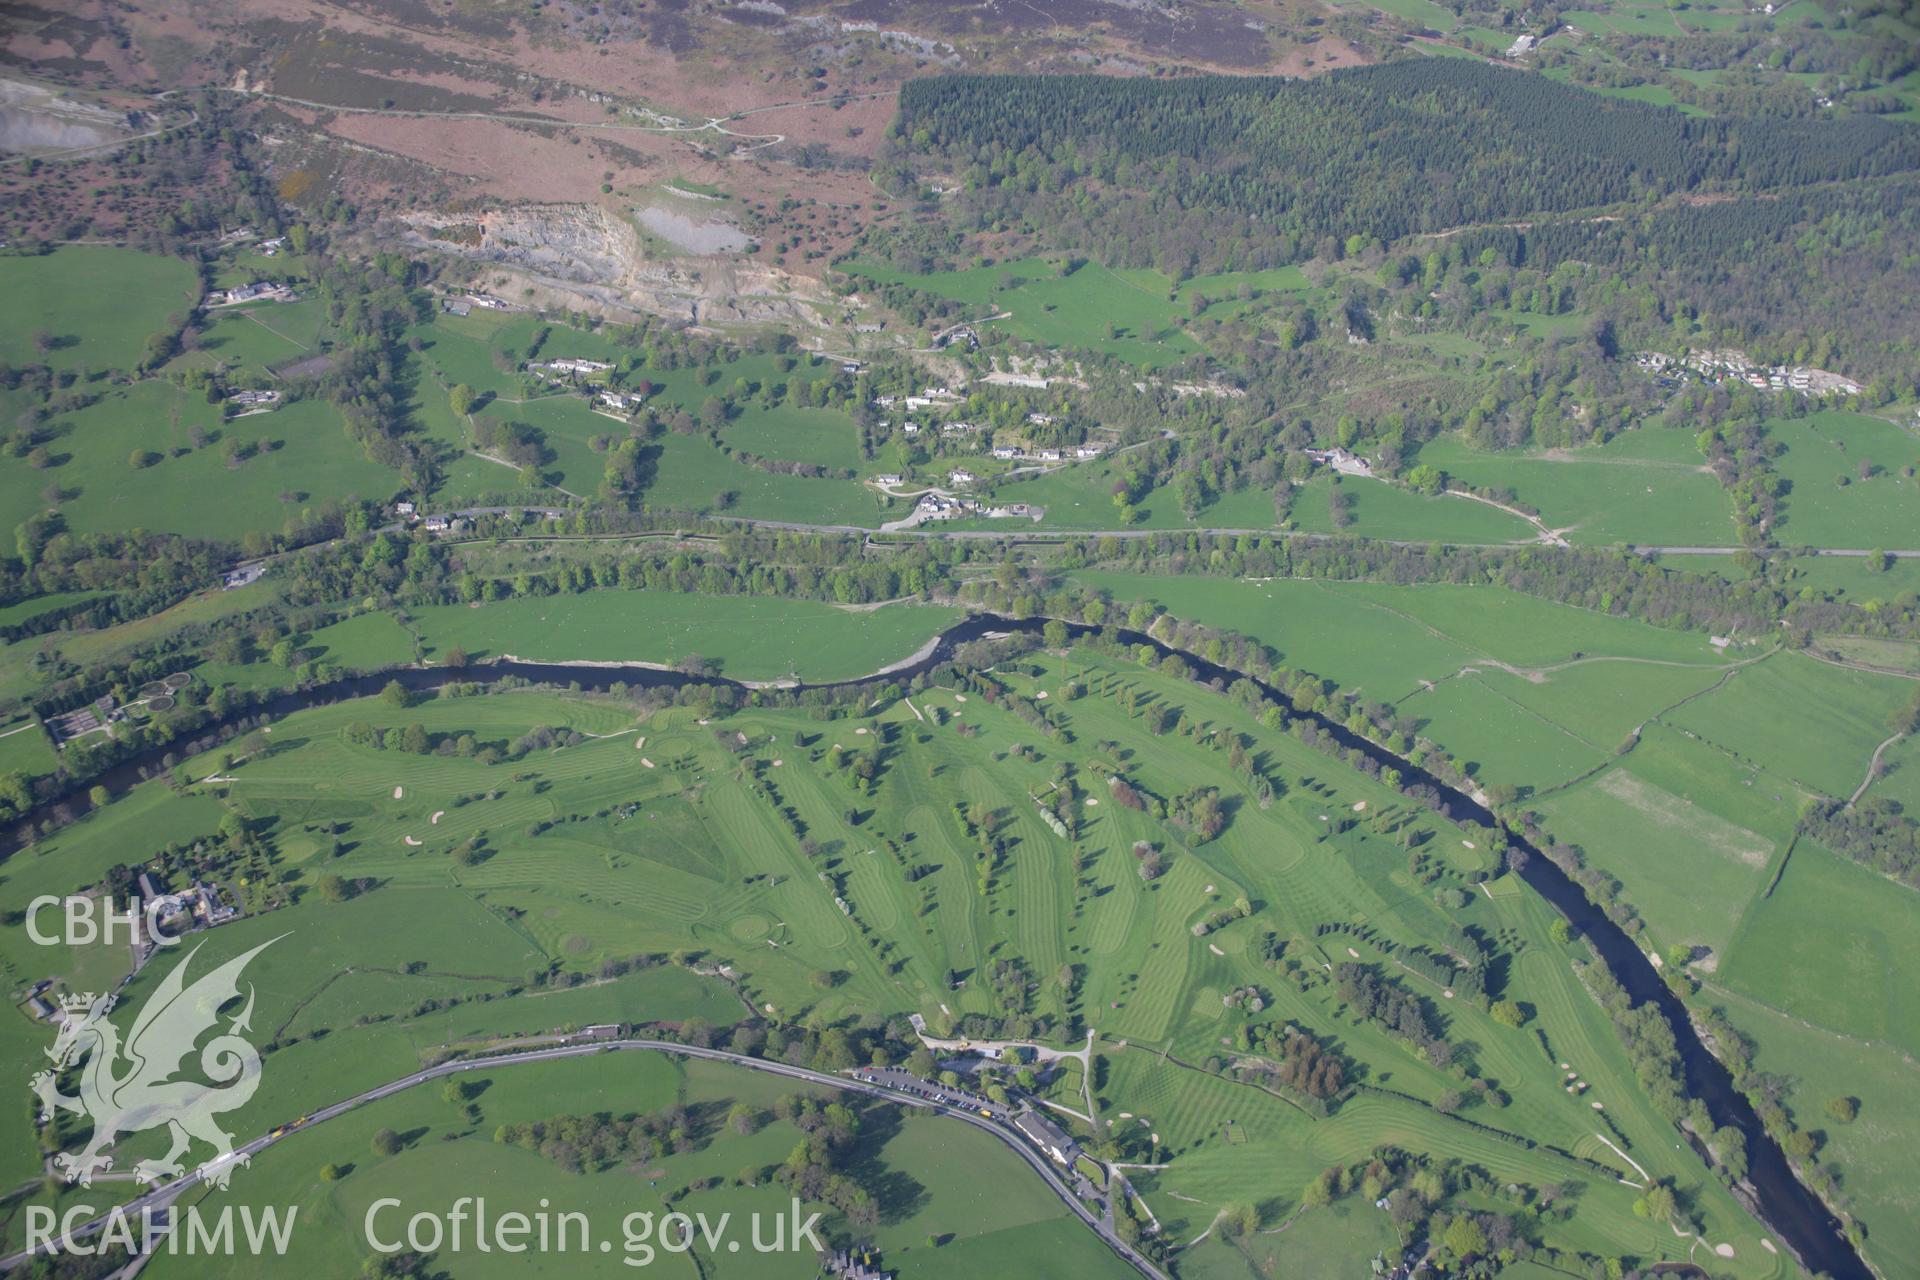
1;1037;1167;1280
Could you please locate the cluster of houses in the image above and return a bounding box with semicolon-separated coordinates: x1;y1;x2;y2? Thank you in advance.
1305;446;1374;478
1635;349;1862;397
902;491;1040;525
872;384;1115;475
821;1248;892;1280
205;280;296;307
223;562;266;590
991;443;1102;463
530;357;614;381
226;388;280;412
393;501;465;535
872;385;964;415
522;357;641;419
915;493;980;520
216;226;288;255
441;293;512;318
23;871;246;1015
139;871;239;943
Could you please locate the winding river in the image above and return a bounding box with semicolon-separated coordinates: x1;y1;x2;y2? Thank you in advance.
4;612;1867;1278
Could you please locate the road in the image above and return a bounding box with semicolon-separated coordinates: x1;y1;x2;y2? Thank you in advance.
450;505;1920;558
694;514;1920;557
1632;545;1920;558
2;1038;1168;1280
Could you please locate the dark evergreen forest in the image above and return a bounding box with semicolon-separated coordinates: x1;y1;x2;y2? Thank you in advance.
890;60;1920;259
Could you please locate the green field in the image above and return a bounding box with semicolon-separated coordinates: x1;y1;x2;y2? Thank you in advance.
407;593;957;680
1720;842;1920;1055
1177;1196;1402;1279
1347;0;1458;30
1534;724;1799;960
1704;982;1920;1280
0;590;103;628
0;577;278;715
846;257;1206;368
1863;730;1920;811
0;719;56;776
412;316;886;521
1667;550;1920;602
170;292;330;380
1287;475;1541;543
1071;571;1737;791
1075;574;1730;685
1768;412;1920;548
1418;429;1738;546
720;404;864;472
1396;657;1727;792
645;432;883;525
0;247;201;372
0;383;396;541
174;308;311;375
1664;651;1910;798
202;611;421;691
1710;831;1920;1280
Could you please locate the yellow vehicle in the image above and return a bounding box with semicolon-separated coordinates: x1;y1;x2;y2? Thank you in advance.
979;1108;993;1118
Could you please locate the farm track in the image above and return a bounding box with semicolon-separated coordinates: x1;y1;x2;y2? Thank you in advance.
1444;488;1569;545
234;87;898;155
0;100;199;169
1801;649;1920;681
1849;732;1909;805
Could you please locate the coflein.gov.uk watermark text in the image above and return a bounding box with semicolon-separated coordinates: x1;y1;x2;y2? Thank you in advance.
365;1197;825;1265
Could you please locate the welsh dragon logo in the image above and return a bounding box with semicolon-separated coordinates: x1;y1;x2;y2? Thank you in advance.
32;937;279;1189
